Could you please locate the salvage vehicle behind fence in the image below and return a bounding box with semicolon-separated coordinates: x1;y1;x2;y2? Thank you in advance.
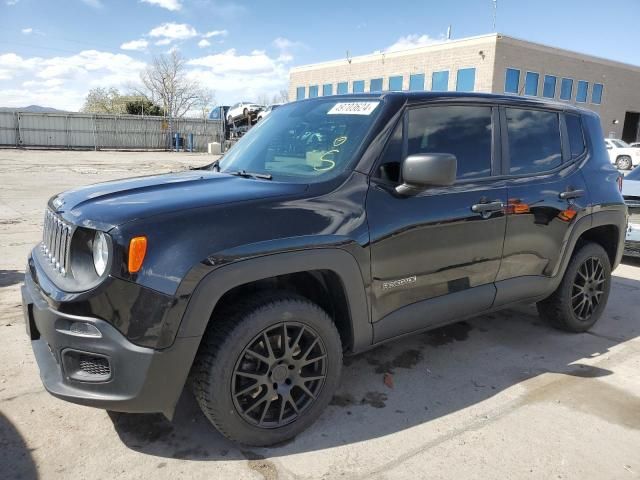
22;92;627;446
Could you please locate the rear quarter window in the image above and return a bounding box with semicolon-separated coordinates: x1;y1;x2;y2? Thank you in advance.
565;114;586;159
506;108;562;175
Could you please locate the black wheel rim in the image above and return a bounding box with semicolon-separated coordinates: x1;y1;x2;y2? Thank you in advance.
231;322;327;428
572;256;606;321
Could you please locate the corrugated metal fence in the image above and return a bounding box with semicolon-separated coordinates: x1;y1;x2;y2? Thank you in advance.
0;111;224;152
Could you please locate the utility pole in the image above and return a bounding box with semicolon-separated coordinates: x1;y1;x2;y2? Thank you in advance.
492;0;497;32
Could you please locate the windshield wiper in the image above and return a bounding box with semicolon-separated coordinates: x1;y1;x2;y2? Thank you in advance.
228;169;273;180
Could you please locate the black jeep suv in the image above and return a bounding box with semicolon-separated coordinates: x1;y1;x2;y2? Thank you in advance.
22;93;627;446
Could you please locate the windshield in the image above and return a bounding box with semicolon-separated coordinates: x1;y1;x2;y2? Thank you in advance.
612;139;630;148
218;99;383;182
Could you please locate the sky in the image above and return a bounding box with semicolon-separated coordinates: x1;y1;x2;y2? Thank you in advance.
1;0;639;112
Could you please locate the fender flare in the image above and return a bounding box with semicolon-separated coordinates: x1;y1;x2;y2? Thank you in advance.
176;248;372;352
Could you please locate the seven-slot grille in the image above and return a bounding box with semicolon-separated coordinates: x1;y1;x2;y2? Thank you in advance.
42;209;74;276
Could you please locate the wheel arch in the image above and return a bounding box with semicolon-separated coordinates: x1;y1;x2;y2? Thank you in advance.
176;249;372;353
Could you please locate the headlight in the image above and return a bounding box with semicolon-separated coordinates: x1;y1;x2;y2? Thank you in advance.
92;231;109;276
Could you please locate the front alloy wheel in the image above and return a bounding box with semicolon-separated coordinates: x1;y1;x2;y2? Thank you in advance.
191;292;342;446
232;322;327;428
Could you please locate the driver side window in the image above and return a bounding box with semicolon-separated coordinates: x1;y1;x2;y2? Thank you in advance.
376;105;494;183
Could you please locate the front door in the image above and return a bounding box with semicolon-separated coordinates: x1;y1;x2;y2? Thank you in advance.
366;104;507;341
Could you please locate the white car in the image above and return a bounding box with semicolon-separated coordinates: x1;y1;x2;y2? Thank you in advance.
256;103;282;121
630;142;640;148
604;138;640;170
227;102;263;123
621;167;640;256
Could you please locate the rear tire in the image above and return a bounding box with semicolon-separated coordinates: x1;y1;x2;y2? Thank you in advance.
191;292;342;446
537;242;612;332
616;155;632;170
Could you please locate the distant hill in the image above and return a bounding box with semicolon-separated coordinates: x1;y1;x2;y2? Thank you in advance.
0;105;69;113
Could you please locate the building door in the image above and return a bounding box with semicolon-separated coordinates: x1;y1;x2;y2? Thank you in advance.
622;111;640;143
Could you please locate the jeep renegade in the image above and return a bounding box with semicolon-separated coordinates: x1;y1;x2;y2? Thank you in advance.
22;93;627;446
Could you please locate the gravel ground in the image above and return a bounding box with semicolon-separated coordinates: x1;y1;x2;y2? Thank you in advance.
1;149;639;480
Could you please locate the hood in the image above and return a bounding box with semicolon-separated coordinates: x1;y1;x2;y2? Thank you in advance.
50;170;308;231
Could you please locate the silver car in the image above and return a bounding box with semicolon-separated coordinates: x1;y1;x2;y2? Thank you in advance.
622;167;640;256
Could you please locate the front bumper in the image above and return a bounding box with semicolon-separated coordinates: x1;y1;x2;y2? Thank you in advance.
22;268;200;417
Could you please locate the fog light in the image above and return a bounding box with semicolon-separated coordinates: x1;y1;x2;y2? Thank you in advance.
66;321;102;338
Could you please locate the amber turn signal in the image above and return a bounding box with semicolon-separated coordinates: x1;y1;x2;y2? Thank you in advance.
128;236;147;273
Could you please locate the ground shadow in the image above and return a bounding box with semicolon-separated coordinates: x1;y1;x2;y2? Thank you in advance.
0;412;39;480
109;273;640;461
0;270;24;288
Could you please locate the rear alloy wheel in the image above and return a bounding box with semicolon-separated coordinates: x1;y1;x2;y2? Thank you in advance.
537;242;612;332
616;155;632;170
191;292;342;446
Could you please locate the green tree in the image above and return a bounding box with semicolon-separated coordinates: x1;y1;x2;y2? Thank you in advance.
125;98;164;116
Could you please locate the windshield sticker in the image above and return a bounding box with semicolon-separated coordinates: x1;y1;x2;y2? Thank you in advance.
327;102;380;115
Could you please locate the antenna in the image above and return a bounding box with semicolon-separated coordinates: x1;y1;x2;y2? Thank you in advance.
447;25;452;40
492;0;497;31
346;50;352;64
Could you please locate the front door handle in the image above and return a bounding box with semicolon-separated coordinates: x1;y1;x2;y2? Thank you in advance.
471;201;504;214
559;189;585;200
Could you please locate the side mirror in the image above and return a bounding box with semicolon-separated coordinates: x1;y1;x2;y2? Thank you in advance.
396;153;457;195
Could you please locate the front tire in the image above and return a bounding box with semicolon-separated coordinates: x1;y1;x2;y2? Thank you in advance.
537;242;612;332
191;292;342;446
616;155;632;170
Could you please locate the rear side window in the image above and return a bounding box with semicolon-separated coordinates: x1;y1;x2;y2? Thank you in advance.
407;105;492;180
565;114;586;159
506;108;562;175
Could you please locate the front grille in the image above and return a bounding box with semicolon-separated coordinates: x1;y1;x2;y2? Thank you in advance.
41;209;74;276
78;355;111;377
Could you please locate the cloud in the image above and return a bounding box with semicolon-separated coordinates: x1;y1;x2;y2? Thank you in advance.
148;22;198;45
140;0;182;10
0;50;146;110
21;28;33;35
197;39;211;48
6;0;20;5
203;29;228;38
187;48;289;103
120;39;149;51
384;34;445;52
272;37;303;64
80;0;103;8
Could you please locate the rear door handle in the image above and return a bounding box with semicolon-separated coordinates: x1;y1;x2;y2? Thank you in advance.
559;189;585;200
471;201;504;214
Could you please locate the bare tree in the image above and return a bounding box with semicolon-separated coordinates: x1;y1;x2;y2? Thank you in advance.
195;91;215;119
137;51;212;118
256;93;271;106
81;87;126;114
274;89;289;104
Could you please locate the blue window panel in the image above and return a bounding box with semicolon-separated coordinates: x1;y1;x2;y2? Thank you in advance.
504;68;520;94
456;68;476;92
308;85;319;98
432;70;449;91
337;82;348;94
353;80;365;93
388;75;403;91
524;72;539;96
576;81;588;102
542;75;557;98
592;83;603;104
296;86;305;100
370;78;383;92
322;83;333;96
409;73;425;91
560;78;573;100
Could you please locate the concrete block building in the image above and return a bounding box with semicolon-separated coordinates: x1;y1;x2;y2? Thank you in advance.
288;33;640;142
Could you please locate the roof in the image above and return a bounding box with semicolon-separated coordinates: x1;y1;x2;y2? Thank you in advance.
297;91;597;116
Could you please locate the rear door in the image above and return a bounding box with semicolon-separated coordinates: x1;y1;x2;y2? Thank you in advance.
494;108;590;305
366;103;508;340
